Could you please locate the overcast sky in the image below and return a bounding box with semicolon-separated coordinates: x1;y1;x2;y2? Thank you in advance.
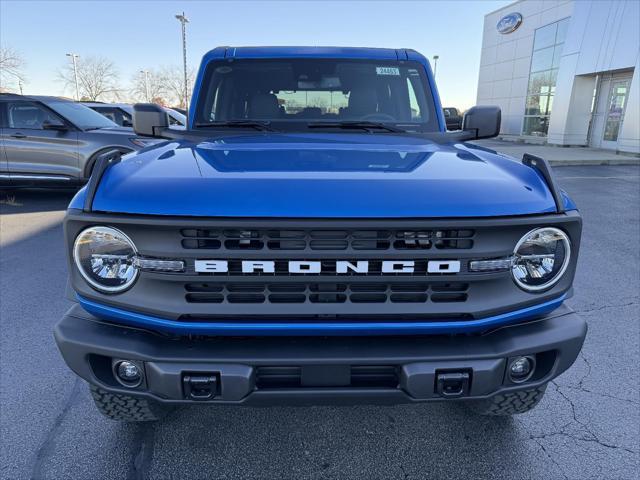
1;0;510;109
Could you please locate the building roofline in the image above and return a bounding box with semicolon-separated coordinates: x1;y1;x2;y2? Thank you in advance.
484;0;521;17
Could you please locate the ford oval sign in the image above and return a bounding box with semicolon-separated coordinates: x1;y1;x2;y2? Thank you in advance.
497;13;523;34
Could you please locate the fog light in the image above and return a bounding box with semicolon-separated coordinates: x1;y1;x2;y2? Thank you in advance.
509;356;534;383
115;361;142;387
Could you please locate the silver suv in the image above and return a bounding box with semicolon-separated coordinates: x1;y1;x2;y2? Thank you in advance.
0;94;160;186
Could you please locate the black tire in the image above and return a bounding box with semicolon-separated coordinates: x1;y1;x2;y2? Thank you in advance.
90;384;170;422
468;384;547;416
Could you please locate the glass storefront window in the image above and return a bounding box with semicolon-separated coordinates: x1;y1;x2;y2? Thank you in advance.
531;47;555;72
603;82;629;141
556;18;569;44
526;95;554;116
523;116;550;136
533;23;557;51
522;18;569;137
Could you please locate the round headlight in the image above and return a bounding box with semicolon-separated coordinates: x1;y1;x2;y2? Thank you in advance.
73;226;138;293
512;227;571;292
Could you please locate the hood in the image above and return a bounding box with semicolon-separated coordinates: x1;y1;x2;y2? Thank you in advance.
83;133;561;218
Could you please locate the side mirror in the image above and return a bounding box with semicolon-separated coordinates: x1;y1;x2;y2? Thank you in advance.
462;106;501;139
122;120;133;127
133;103;169;137
42;119;68;131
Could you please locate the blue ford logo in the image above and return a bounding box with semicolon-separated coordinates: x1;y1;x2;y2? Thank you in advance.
497;12;523;34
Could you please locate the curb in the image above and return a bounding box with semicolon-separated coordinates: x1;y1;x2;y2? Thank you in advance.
549;159;640;166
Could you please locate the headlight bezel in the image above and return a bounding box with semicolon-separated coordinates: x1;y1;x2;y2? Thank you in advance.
73;226;139;294
511;226;571;292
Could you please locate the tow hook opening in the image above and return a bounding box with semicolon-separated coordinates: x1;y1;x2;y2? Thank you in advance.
435;371;471;398
182;373;219;400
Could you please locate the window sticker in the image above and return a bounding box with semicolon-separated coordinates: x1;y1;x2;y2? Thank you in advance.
376;66;400;76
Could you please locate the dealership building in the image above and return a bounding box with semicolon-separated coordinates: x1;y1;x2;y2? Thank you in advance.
477;0;639;153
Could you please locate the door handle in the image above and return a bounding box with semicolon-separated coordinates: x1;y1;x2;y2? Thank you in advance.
10;133;27;139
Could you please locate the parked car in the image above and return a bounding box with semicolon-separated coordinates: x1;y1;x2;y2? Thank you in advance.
55;46;584;422
84;102;186;127
443;107;462;130
0;94;161;185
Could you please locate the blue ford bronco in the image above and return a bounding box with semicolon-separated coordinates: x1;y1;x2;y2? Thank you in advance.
55;47;586;421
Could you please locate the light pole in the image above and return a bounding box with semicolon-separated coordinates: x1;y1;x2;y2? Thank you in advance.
432;55;439;80
140;70;150;101
66;53;80;100
175;12;189;111
18;79;23;95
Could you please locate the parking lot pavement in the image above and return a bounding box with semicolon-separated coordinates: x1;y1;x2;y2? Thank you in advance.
1;166;638;480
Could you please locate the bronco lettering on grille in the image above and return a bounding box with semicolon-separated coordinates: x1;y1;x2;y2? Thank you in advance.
194;260;461;274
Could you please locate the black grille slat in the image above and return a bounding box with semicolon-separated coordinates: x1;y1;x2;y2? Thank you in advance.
181;228;475;251
255;365;398;389
183;282;469;305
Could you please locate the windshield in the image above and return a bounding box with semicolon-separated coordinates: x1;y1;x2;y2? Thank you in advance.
195;59;438;132
47;101;117;130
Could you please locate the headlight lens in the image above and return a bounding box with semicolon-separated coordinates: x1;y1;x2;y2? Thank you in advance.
512;227;571;292
73;226;138;293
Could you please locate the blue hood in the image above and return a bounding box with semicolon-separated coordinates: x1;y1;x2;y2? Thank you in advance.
80;133;562;218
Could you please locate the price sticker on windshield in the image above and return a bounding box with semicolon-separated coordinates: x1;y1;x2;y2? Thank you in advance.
376;66;400;76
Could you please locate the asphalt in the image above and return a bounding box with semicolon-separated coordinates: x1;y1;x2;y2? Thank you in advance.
1;165;638;480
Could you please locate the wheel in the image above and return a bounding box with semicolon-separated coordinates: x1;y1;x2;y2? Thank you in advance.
90;384;171;422
468;384;547;416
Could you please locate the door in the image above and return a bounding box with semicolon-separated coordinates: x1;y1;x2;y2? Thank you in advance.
2;100;79;178
589;72;633;149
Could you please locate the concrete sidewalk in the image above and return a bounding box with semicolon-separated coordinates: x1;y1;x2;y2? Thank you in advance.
472;139;639;166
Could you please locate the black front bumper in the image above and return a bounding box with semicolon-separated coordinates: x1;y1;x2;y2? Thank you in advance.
54;303;586;406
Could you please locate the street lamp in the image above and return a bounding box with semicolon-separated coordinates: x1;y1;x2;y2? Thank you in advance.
175;12;189;111
66;53;80;101
432;55;439;80
140;70;150;101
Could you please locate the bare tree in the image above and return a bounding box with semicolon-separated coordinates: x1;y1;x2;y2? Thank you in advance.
0;46;26;92
59;56;121;101
159;65;196;108
131;69;166;103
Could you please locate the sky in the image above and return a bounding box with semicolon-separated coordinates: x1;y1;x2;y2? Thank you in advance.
0;0;510;109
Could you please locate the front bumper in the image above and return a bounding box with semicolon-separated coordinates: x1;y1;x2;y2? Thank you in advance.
54;303;586;406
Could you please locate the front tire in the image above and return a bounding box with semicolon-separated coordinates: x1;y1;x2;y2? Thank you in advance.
468;384;547;416
90;385;171;422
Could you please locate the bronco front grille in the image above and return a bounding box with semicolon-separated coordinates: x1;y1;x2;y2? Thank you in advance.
184;282;469;304
180;228;475;251
66;212;581;327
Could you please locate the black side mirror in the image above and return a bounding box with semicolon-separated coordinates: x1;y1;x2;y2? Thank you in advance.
133;103;169;137
42;119;68;131
122;120;133;128
462;106;501;139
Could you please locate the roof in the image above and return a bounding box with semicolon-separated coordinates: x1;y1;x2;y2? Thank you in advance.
0;93;74;103
201;46;425;63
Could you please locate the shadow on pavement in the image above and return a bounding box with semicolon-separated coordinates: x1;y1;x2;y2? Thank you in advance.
0;188;78;215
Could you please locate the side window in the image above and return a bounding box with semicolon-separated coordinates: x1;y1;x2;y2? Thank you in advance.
119;110;133;125
94;107;118;123
7;102;60;130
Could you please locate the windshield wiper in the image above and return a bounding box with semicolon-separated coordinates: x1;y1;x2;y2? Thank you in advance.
194;120;275;131
307;121;405;133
